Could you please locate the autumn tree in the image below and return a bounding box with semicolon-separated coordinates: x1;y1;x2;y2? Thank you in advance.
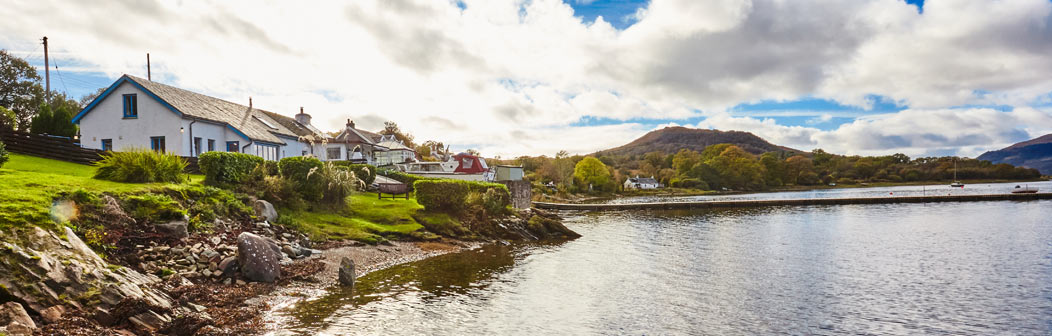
380;121;416;149
574;156;613;192
0;50;45;130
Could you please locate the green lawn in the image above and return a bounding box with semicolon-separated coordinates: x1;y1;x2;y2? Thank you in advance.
280;193;432;243
0;154;200;230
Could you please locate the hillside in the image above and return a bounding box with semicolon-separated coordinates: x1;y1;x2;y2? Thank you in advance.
977;134;1052;175
598;126;800;157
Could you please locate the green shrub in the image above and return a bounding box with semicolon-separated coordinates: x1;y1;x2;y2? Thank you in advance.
332;162;376;185
122;193;186;222
279;156;325;201
378;169;439;189
414;179;510;214
93;148;187;183
0;140;8;169
198;151;264;186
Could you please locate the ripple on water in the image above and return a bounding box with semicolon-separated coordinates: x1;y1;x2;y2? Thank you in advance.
276;199;1052;335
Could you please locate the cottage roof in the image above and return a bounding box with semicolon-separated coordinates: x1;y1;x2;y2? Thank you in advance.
377;134;414;152
261;110;324;138
75;74;298;144
628;177;659;184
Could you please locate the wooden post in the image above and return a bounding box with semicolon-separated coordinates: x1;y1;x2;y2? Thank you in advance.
42;36;50;103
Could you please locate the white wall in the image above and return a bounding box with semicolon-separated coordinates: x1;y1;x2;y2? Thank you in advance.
79;82;185;155
278;135;309;159
183;120;226;157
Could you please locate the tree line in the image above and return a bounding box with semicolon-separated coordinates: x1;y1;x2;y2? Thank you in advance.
500;144;1042;195
0;49;101;137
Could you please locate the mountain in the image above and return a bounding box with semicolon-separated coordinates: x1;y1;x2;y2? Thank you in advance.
597;126;800;157
977;134;1052;175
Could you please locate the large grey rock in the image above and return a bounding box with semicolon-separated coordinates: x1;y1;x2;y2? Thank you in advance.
0;227;173;321
0;302;35;330
253;199;278;221
155;220;189;239
236;232;282;283
338;257;355;287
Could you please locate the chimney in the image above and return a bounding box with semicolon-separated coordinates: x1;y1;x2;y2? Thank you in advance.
295;107;312;125
346;119;355;130
249;97;253;109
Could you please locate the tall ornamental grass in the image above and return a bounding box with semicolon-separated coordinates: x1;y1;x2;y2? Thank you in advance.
93;148;187;183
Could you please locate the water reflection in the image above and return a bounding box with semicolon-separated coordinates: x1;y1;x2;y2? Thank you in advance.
278;200;1052;335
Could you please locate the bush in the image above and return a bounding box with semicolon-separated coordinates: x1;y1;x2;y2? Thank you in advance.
0;140;7;169
279;156;325;201
332;162;376;185
320;162;364;205
93;148;188;183
122;193;186;222
414;179;509;214
198;151;264;186
378;169;439;189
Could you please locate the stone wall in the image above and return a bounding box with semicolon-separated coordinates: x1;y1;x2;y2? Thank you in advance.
499;180;532;209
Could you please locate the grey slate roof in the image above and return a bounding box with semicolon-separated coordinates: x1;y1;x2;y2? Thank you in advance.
628;177;659;184
125;75;296;144
260;110;322;138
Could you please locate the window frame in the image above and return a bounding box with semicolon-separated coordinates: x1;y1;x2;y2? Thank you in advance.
193;137;202;156
150;136;165;152
101;139;113;151
122;94;138;118
226;141;240;153
327;147;341;160
207;139;215;152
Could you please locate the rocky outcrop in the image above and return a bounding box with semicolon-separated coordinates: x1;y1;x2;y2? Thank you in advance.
236;232;282;283
338;257;355;287
0;302;36;334
0;227;175;332
491;209;580;241
253;199;278;222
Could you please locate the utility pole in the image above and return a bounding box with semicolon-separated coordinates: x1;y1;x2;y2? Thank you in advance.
42;36;50;103
147;53;151;81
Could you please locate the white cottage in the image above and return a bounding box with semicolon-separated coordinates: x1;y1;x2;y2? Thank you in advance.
73;74;399;164
624;176;661;190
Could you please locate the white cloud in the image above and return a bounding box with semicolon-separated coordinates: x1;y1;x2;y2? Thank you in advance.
1;0;1051;157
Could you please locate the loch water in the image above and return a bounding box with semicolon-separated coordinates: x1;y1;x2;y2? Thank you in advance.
276;183;1052;335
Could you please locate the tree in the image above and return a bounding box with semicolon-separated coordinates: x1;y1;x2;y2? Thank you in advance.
0;50;45;130
79;87;107;107
0;106;15;131
574;157;612;192
380;121;416;149
30;102;78;137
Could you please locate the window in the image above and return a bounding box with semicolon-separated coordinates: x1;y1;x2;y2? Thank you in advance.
101;139;113;151
256;144;279;161
150;136;165;152
461;157;473;169
327;147;341;160
122;94;138;118
301;149;308;156
253;116;278;129
207;139;215;152
226;141;240;152
193;137;202;156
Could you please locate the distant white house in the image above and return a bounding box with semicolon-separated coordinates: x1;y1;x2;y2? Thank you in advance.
74;74;407;165
624;176;661;190
374;134;416;166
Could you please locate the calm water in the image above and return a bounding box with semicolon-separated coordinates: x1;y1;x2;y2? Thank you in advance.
275;191;1052;335
602;180;1052;204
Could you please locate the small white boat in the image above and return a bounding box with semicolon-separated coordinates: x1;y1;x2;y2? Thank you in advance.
1012;185;1039;194
950;160;964;188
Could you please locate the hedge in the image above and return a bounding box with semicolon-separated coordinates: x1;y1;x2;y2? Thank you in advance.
278;156;325;201
379;169;439;188
199;151;263;186
331;162;376;185
414;179;510;213
0;140;7;169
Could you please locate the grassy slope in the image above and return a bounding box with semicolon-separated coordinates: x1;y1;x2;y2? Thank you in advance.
1;153;432;244
0;154;169;229
280;193;428;243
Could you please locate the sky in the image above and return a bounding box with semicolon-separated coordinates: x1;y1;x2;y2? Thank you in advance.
2;0;1051;158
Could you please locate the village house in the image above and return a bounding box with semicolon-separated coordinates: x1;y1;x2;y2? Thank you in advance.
374;134;416;166
624;176;661;190
73;74;411;165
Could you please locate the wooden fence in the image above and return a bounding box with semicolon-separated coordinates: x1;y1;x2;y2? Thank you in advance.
0;130;200;173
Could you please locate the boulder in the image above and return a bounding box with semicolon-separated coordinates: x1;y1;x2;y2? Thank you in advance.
39;305;65;323
218;256;239;277
338;257;355;287
0;302;35;330
4;321;35;335
253;200;278;222
236;232;282;283
155;220;189;239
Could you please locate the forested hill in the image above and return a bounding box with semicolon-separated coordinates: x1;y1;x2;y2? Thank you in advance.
977;134;1052;175
598;127;799;158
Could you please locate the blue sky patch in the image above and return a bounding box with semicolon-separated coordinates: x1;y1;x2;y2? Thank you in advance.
565;0;649;30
